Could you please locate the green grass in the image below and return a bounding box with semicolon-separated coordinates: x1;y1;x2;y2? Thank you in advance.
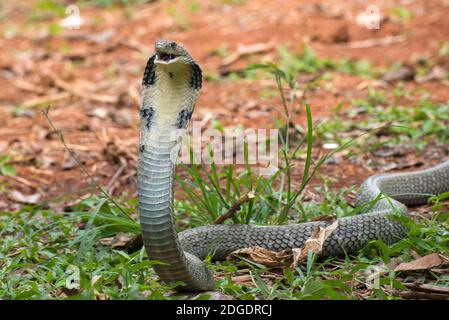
0;155;16;177
25;0;155;25
315;87;449;152
228;43;380;82
2;189;447;299
0;198;186;299
390;5;415;24
275;44;378;80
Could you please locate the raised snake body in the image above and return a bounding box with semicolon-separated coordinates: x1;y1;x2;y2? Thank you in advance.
138;40;449;291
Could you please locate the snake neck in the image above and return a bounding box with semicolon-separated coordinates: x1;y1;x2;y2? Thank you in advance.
138;51;213;291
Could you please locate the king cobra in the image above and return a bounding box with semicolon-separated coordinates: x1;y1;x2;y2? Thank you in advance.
138;40;449;291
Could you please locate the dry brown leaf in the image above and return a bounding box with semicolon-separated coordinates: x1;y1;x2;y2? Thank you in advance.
295;220;339;262
7;190;41;204
381;67;415;83
387;257;400;270
290;248;302;269
231;274;253;283
59;287;79;297
100;233;134;249
199;292;232;300
394;253;449;272
226;221;340;269
227;246;291;268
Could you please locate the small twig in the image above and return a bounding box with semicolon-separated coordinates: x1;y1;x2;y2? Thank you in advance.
404;283;449;294
118;39;151;55
430;268;449;275
42;106;132;220
46;71;118;104
106;163;126;194
213;191;255;224
220;42;274;68
388;289;449;300
23;92;70;108
12;78;46;94
2;174;40;190
334;35;406;49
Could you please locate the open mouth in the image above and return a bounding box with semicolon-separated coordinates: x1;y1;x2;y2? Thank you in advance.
156;52;178;63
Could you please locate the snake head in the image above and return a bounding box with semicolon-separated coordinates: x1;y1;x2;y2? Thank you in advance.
154;40;191;65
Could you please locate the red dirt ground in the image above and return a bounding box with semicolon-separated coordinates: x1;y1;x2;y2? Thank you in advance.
0;0;448;210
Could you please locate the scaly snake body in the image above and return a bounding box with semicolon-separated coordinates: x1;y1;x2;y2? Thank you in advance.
138;40;449;291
